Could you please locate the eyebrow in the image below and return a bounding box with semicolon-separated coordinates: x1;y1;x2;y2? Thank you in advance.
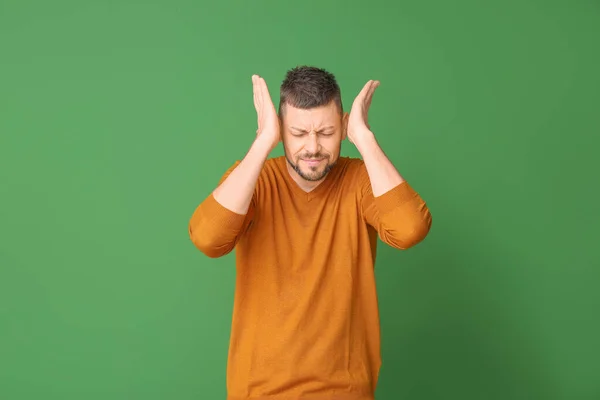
290;126;335;133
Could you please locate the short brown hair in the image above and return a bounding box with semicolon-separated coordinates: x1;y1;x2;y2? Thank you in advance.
278;65;343;116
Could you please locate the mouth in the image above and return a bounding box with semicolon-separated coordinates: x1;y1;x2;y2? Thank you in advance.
301;158;325;166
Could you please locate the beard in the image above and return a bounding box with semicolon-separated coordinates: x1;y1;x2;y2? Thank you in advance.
285;152;337;182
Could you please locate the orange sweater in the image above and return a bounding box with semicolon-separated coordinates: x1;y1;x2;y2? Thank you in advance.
189;156;432;400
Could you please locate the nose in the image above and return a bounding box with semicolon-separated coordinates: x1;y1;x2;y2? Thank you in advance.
304;132;320;154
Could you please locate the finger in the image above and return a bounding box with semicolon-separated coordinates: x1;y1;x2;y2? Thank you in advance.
357;80;374;100
257;76;266;115
260;77;272;107
368;80;380;97
256;75;264;107
365;80;380;107
252;75;260;110
252;75;264;130
366;80;378;97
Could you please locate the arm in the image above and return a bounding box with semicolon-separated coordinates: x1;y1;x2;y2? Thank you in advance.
188;74;280;258
213;135;273;215
356;132;432;249
348;80;431;249
355;131;405;197
188;136;272;258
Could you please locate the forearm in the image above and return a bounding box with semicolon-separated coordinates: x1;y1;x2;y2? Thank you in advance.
355;130;432;249
213;135;272;214
188;135;271;257
354;130;405;197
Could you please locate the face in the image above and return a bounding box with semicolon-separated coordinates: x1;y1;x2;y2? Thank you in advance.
280;101;348;184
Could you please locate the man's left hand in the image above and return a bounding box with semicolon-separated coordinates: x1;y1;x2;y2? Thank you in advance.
346;80;380;146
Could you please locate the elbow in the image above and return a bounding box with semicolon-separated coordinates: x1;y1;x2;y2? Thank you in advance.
188;223;234;258
383;212;432;250
403;218;432;249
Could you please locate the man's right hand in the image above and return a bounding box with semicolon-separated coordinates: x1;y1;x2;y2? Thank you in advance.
208;75;279;216
252;74;281;151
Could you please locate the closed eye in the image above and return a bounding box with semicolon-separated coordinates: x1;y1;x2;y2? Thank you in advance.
289;126;336;136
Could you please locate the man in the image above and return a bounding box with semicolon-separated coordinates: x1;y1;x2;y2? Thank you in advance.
188;66;432;400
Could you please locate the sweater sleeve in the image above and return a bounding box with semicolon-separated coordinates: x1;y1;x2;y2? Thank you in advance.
358;162;432;250
188;161;256;258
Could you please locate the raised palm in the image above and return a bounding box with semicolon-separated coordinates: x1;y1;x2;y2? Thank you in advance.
347;80;380;144
252;75;280;150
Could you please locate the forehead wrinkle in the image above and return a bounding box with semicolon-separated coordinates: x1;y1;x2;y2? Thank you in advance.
283;105;341;132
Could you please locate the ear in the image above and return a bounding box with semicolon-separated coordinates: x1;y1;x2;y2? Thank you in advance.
342;112;349;140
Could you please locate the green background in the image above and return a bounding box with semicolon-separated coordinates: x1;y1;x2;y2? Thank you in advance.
1;0;599;399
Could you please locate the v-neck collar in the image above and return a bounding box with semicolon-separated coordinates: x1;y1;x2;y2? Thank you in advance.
276;156;342;202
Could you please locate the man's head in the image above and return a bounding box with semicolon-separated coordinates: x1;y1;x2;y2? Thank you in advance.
278;66;348;184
